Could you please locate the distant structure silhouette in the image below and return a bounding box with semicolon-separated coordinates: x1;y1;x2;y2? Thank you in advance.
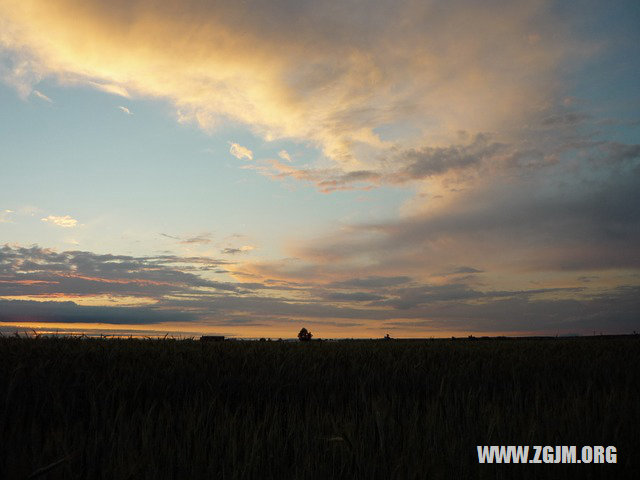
298;328;313;342
384;333;392;340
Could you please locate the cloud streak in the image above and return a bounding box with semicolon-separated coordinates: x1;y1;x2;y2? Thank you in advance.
32;89;52;102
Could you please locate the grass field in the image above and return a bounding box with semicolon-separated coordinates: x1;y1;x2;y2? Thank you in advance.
1;335;638;479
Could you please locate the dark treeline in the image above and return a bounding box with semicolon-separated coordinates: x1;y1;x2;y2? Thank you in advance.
1;336;638;479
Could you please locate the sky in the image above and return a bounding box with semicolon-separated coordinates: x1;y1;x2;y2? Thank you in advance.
0;0;639;338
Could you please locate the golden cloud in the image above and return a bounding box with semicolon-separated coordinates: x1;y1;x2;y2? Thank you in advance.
41;215;78;228
0;0;578;169
229;142;253;161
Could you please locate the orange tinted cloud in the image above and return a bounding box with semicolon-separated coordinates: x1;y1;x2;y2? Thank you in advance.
0;0;578;170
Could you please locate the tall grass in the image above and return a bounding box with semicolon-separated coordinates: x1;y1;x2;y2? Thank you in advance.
1;336;638;479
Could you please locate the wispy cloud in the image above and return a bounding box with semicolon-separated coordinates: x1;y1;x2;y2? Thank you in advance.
250;159;381;193
160;233;213;244
88;81;130;98
278;150;292;163
222;246;254;255
229;142;253;161
0;209;14;223
118;105;132;115
180;234;212;245
32;89;52;102
19;205;41;216
160;233;180;240
41;215;78;228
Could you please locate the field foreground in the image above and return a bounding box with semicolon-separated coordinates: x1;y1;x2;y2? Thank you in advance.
1;335;639;479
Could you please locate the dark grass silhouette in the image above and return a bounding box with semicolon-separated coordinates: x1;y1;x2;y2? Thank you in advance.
1;335;638;479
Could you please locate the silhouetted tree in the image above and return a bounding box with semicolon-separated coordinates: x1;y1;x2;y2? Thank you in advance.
298;328;313;342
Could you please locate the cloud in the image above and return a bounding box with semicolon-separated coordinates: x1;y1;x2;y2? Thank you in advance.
0;2;637;337
0;49;42;98
160;233;213;244
32;89;52;102
252;159;382;192
373;283;487;310
118;105;132;114
328;276;412;289
0;0;584;171
278;150;292;162
0;244;637;335
0;209;13;223
0;245;239;299
290;135;640;275
0;298;197;324
323;291;385;302
448;266;483;275
88;80;130;98
229;142;253;161
388;134;506;183
19;205;40;216
160;233;180;240
41;215;78;228
180;234;212;245
250;134;505;192
382;286;640;335
222;245;254;255
541;112;590;127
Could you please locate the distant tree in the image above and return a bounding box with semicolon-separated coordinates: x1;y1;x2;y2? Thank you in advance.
298;328;313;342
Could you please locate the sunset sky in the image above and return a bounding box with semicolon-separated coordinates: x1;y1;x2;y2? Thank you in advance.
1;0;638;338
